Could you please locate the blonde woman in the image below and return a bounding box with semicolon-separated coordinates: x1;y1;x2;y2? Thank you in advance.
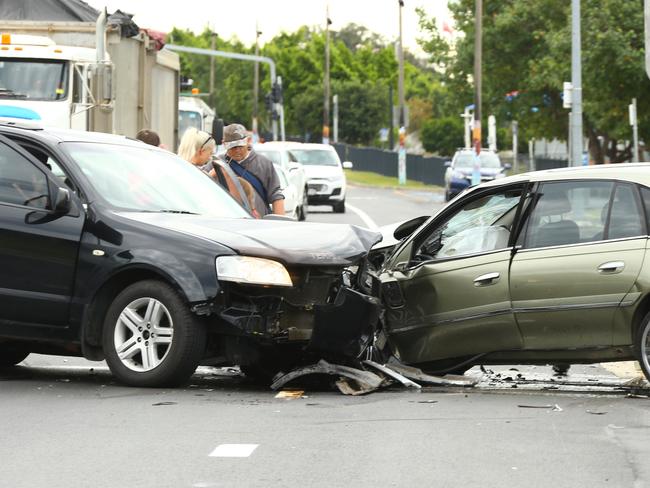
177;127;216;166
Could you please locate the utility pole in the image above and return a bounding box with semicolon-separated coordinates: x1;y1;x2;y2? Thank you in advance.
209;30;217;110
388;84;394;150
471;0;482;187
333;94;339;143
473;0;482;156
630;98;639;162
252;24;261;143
397;0;406;185
323;5;331;144
570;0;583;167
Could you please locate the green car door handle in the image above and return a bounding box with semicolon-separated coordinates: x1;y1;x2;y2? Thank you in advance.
598;261;625;274
473;272;500;286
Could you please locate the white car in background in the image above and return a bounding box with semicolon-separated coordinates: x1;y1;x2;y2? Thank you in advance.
254;142;308;221
273;164;301;220
290;143;352;214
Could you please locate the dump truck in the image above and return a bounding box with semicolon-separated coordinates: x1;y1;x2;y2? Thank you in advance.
0;11;180;148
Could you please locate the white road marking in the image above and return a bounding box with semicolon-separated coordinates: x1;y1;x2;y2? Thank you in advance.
346;203;379;230
209;444;259;458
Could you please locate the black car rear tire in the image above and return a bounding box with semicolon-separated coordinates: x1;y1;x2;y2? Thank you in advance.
102;280;206;387
634;313;650;383
0;342;30;367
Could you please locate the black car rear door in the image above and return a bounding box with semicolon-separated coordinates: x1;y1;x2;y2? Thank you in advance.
0;134;84;327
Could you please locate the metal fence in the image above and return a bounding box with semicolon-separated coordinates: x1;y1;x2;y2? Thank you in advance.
332;143;569;185
333;143;448;186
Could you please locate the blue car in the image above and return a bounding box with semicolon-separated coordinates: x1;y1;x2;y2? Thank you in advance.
443;149;509;201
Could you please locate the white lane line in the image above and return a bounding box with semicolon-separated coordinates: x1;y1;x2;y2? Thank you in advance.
346;203;379;231
209;444;259;458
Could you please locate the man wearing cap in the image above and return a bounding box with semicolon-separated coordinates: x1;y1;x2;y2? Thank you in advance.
221;123;284;216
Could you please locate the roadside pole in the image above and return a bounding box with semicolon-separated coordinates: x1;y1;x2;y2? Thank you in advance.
252;24;261;143
630;98;639;162
323;6;331;144
472;0;482;186
333;94;339;143
397;0;407;185
512;120;518;173
570;0;583;167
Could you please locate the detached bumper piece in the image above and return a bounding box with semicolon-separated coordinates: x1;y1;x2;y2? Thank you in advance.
271;357;478;395
308;287;382;358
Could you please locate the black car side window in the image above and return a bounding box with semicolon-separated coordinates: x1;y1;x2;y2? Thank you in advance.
524;181;613;248
0;142;50;210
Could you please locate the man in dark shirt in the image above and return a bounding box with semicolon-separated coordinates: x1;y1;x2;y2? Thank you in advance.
221;123;284;216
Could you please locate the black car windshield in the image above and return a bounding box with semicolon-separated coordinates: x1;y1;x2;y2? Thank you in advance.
62;142;250;218
454;152;501;169
291;149;340;166
0;59;69;100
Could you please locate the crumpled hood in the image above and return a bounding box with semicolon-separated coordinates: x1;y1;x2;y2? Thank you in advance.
118;213;382;266
303;165;344;180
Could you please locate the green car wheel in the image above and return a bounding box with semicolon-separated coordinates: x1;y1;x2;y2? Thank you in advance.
635;313;650;383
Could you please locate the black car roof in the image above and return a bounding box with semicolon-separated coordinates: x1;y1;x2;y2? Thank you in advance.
0;119;147;148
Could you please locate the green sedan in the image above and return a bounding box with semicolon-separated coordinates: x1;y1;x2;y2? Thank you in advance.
376;164;650;381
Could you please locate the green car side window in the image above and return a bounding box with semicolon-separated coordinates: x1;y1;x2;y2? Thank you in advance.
524;181;613;248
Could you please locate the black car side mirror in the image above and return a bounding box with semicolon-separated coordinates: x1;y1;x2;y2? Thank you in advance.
394;215;429;240
212;118;224;144
53;187;71;214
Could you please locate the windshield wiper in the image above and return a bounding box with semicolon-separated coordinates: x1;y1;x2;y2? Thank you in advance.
0;88;27;99
157;209;199;215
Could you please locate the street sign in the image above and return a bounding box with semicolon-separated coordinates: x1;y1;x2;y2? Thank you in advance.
563;81;572;109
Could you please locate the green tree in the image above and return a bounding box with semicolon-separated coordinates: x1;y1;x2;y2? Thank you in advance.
421;117;464;156
417;0;650;163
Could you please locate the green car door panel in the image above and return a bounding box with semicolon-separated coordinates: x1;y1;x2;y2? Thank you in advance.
384;250;522;364
511;238;646;349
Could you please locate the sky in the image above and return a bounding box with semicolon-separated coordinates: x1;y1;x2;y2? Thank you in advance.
84;0;452;53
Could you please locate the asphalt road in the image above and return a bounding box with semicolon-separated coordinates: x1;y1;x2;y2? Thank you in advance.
2;184;650;488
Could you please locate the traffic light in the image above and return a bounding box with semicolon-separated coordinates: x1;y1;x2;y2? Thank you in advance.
264;92;273;112
271;82;283;104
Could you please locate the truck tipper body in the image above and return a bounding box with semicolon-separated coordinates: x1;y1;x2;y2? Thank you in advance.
0;16;180;148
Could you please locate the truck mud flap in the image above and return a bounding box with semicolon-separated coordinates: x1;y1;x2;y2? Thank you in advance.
307;287;381;358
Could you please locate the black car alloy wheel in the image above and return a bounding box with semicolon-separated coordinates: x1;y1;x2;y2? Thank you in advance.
102;280;206;387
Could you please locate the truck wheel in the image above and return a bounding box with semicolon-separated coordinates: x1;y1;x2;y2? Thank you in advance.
102;280;206;387
634;313;650;383
0;342;30;367
332;200;346;214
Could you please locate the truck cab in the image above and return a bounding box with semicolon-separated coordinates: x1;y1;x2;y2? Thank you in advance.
178;96;215;138
0;33;99;130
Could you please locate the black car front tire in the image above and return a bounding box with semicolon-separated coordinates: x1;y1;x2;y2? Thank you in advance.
102;280;206;387
332;199;346;213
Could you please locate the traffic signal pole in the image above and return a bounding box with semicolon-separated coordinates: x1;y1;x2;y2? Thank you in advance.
165;44;284;141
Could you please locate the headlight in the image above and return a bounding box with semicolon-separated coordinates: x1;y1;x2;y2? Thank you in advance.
216;256;293;287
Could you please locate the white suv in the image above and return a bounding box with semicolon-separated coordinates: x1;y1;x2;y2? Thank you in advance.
290;143;350;213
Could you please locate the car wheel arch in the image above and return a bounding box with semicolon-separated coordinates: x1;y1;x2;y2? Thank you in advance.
80;266;200;361
631;293;650;340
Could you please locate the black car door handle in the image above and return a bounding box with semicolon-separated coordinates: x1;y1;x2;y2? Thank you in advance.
474;272;500;286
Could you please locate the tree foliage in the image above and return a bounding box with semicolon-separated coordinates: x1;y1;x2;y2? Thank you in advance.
168;23;435;146
417;0;650;163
